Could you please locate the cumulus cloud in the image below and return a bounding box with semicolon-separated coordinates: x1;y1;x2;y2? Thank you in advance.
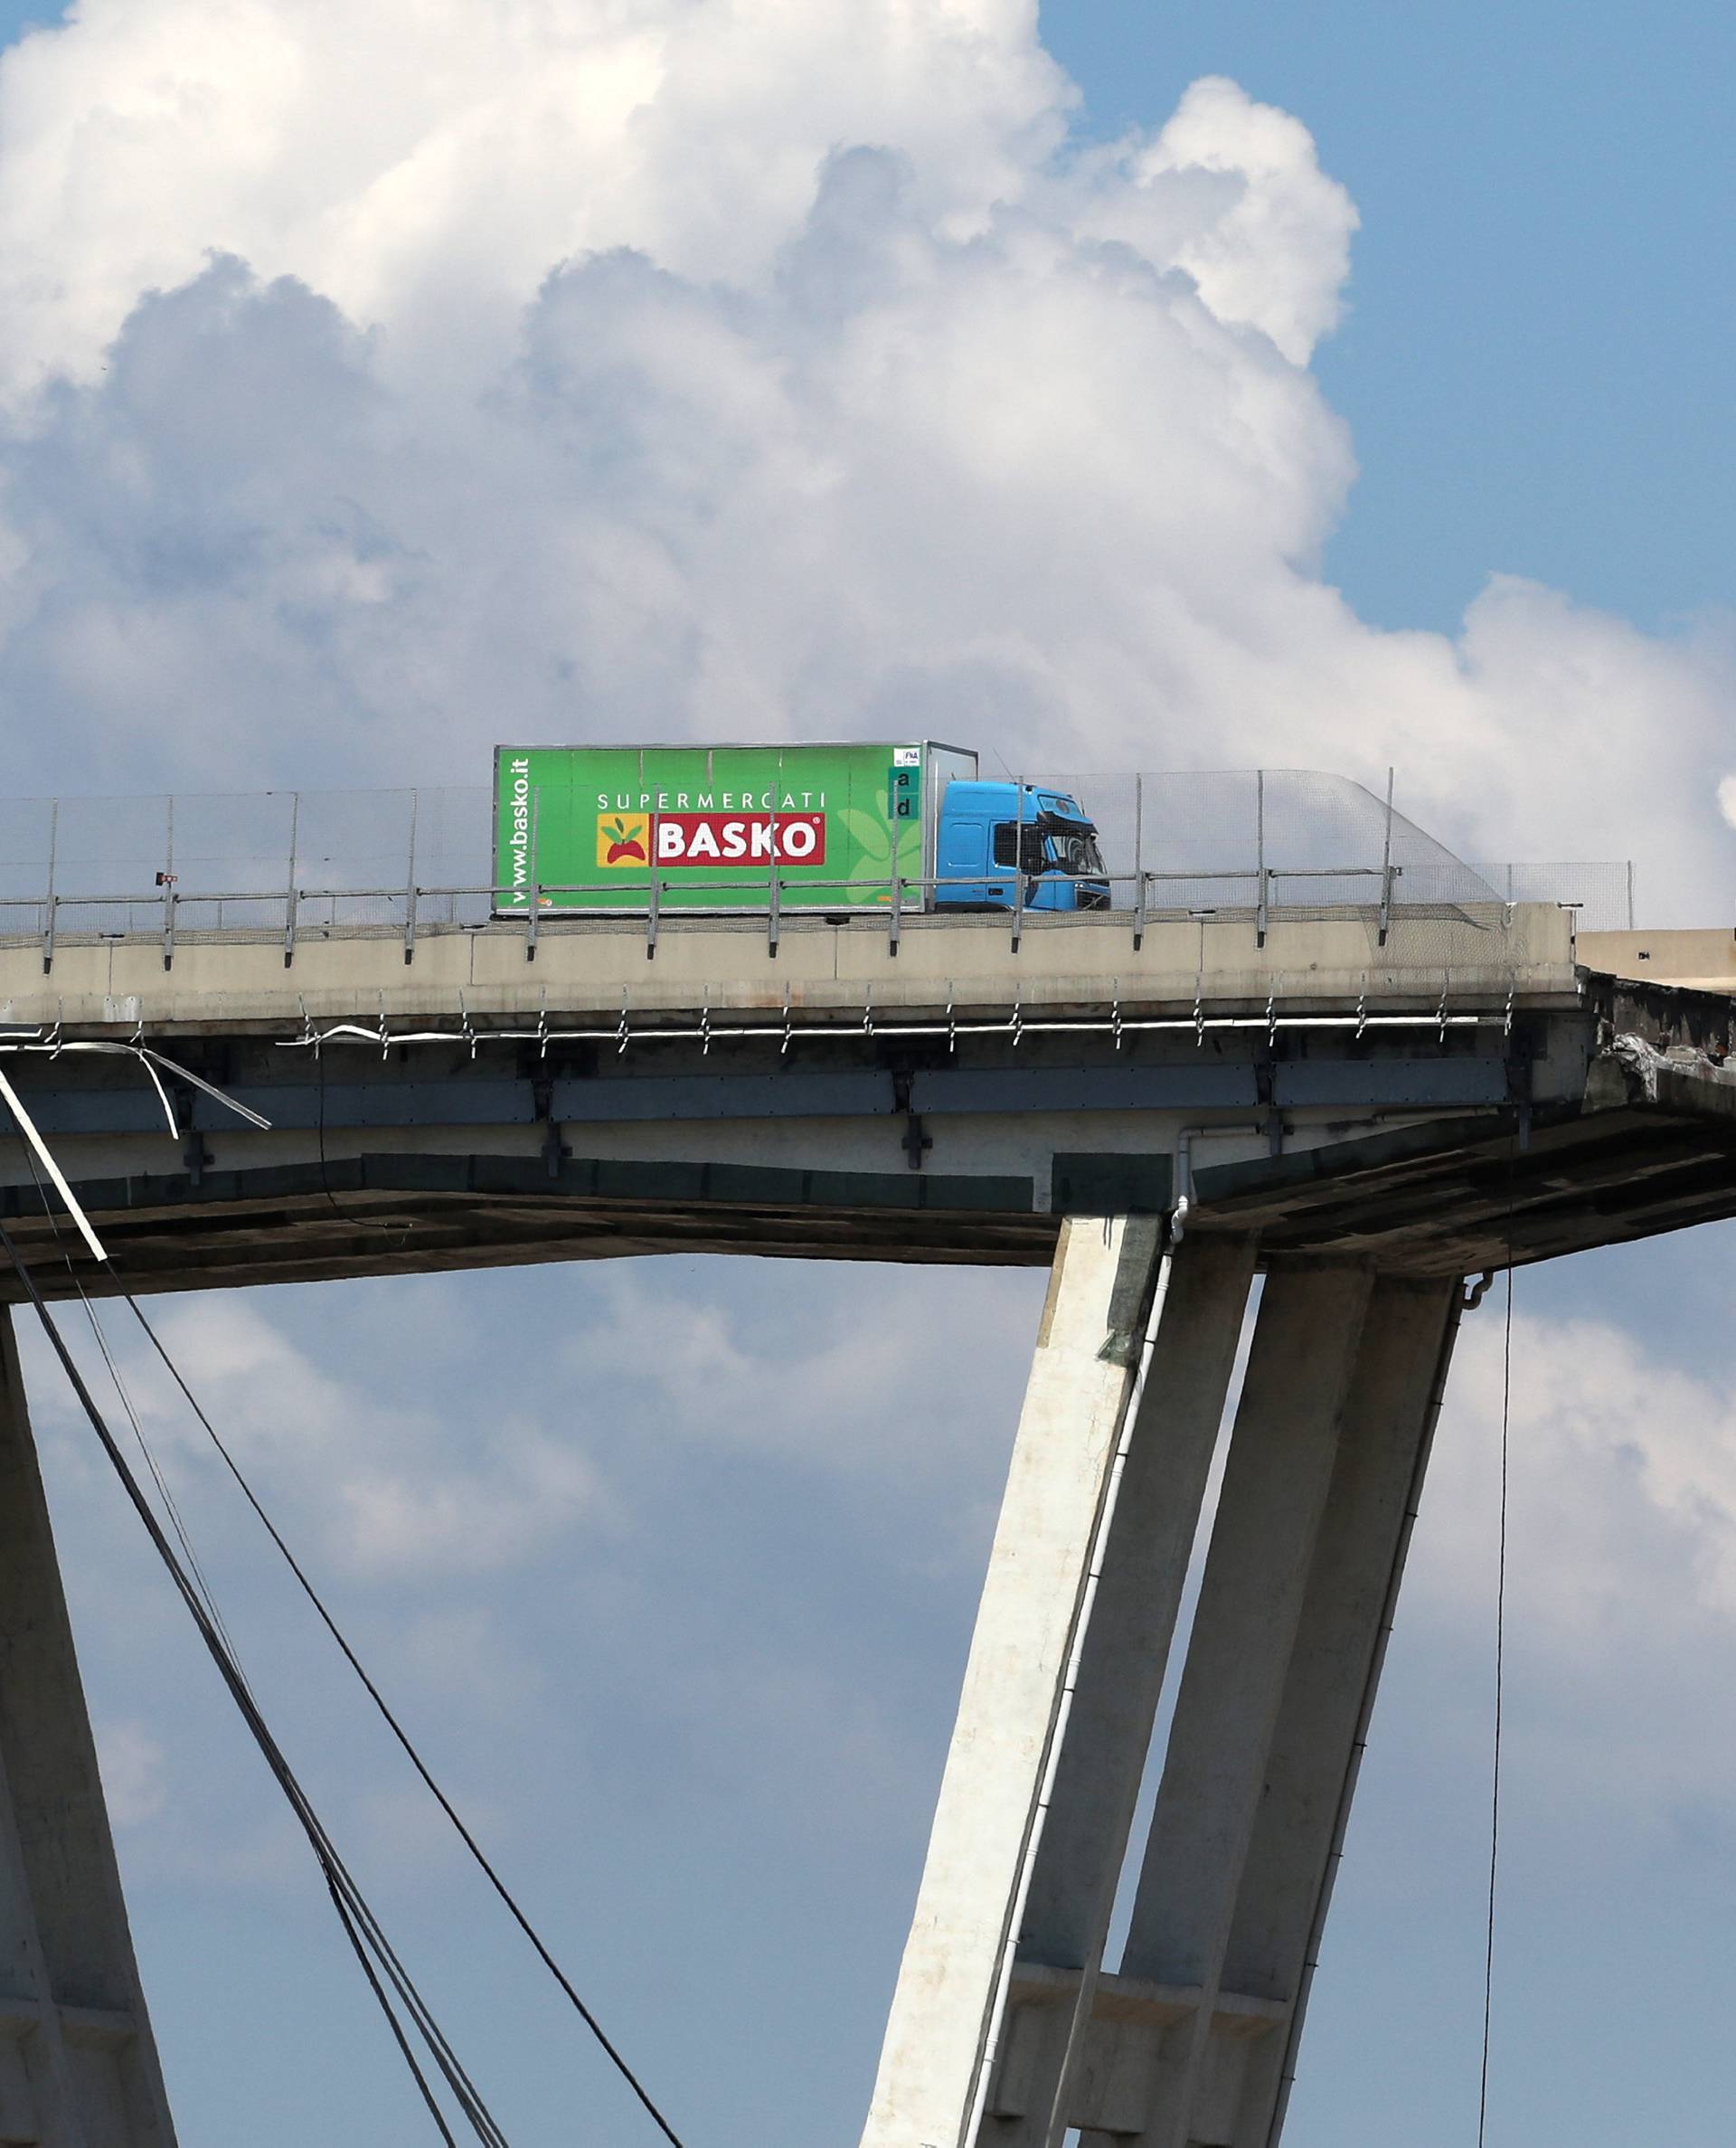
0;0;1070;400
1408;1306;1736;1830
0;1;1722;907
97;1717;170;1826
561;1263;1041;1490
137;1296;605;1577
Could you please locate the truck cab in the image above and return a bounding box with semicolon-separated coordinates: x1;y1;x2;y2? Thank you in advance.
932;781;1110;912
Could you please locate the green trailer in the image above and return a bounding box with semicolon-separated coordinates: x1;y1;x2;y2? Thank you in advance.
492;742;978;914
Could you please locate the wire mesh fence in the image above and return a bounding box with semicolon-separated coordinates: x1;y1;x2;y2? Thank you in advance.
0;769;1634;957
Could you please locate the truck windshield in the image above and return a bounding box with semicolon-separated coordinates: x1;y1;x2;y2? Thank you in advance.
1044;822;1105;875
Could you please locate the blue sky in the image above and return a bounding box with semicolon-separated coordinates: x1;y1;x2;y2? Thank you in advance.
0;4;1731;2145
1045;1;1736;637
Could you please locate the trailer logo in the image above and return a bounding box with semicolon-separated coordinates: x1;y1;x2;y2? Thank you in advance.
596;813;650;866
653;811;826;866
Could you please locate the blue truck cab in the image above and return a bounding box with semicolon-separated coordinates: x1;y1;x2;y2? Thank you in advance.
932;781;1110;912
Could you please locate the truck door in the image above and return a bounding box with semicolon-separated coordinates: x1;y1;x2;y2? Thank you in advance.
937;813;993;906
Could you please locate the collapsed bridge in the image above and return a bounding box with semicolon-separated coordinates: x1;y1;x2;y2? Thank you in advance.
0;860;1731;2143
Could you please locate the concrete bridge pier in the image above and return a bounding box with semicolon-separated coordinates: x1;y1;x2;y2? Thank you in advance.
862;1227;1462;2148
0;1310;176;2146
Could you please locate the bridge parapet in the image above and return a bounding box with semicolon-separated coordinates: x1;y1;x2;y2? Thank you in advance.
0;903;1578;1036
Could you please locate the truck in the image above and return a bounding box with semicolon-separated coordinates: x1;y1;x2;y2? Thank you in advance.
492;742;1109;915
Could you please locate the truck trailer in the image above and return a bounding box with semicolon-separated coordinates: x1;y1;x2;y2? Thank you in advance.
492;742;1109;915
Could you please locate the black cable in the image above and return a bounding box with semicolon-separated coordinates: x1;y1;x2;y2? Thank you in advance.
1477;1236;1514;2145
0;1222;509;2146
6;1096;689;2143
12;1141;248;1685
122;1288;693;2148
327;1873;461;2148
79;1279;253;1689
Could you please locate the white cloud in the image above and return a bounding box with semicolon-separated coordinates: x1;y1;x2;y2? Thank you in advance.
561;1263;1043;1495
1074;73;1359;364
1406;1304;1736;1828
97;1717;169;1826
140;1296;605;1577
0;2;1722;905
1425;1308;1736;1629
0;0;1069;402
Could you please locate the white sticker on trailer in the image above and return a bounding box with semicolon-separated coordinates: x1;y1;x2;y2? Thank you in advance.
892;746;921;767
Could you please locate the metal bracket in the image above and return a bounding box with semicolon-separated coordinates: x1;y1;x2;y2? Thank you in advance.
892;1072;931;1171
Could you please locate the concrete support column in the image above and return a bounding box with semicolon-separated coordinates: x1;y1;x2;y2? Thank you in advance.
1090;1264;1376;2148
983;1235;1258;2146
860;1216;1166;2148
0;1308;177;2146
1222;1275;1459;2147
1031;1270;1460;2148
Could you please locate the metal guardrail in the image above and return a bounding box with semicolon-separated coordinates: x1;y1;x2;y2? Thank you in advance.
0;770;1635;973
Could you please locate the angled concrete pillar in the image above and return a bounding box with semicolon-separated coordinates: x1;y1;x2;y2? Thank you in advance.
984;1235;1258;2147
860;1216;1169;2148
1069;1263;1374;2148
1220;1275;1459;2148
1033;1269;1460;2148
0;1308;177;2146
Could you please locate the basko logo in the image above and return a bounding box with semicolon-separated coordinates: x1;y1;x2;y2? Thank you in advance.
596;813;650;866
596;810;827;866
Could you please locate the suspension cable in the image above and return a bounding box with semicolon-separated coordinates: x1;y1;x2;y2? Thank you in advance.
6;1136;689;2148
119;1288;693;2148
0;1220;511;2146
1477;1254;1514;2144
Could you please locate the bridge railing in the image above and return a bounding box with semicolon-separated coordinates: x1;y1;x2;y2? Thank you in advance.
0;771;1635;972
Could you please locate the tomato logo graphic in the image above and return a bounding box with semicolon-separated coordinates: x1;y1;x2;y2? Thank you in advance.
595;812;650;867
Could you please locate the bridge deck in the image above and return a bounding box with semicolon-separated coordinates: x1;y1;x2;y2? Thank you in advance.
0;907;1729;1296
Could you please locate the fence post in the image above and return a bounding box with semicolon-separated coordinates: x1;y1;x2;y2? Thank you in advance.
1627;860;1636;932
1012;777;1025;954
403;790;420;966
646;866;660;961
1377;765;1395;947
40;801;57;976
282;793;300;969
889;862;902;958
525;789;541;961
766;786;780;958
160;795;175;970
40;805;57;975
1255;769;1268;950
1133;771;1146;951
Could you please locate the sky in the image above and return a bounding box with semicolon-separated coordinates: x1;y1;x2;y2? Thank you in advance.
0;3;1731;2144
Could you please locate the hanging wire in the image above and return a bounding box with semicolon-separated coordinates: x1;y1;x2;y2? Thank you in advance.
0;1216;511;2146
120;1287;693;2148
5;1140;690;2148
14;1142;252;1685
1477;1243;1514;2145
